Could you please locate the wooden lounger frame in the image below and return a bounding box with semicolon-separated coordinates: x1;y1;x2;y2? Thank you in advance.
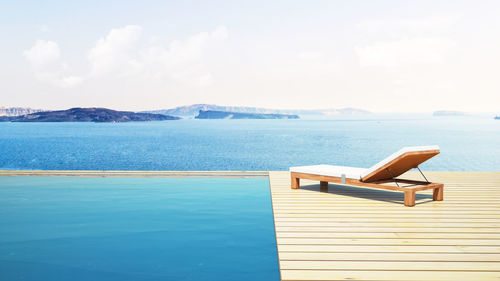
290;150;444;207
291;172;443;207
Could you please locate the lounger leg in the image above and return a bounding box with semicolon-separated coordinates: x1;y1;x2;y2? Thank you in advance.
291;176;300;189
320;181;328;187
433;185;444;201
404;190;415;207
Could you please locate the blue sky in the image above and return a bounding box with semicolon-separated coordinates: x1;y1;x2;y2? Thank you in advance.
1;0;499;112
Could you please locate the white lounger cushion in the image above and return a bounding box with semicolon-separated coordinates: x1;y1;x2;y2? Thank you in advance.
290;145;440;181
360;145;440;179
290;164;367;180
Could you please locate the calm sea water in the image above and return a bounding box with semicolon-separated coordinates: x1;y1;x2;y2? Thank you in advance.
0;177;279;281
0;117;498;171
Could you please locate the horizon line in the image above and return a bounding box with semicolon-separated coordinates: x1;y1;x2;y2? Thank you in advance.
0;104;498;115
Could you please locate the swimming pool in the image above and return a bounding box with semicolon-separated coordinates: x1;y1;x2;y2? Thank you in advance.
0;177;280;281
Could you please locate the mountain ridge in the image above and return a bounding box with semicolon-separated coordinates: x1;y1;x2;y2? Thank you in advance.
0;108;180;122
142;104;371;117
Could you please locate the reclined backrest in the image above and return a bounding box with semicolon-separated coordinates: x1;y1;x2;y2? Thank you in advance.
360;146;440;182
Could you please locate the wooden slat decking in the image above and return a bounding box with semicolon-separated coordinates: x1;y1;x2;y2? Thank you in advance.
269;171;500;281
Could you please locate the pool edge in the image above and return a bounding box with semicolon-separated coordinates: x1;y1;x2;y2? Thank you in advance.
0;170;269;177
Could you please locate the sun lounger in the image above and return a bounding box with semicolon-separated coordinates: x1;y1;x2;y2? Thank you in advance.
289;146;444;207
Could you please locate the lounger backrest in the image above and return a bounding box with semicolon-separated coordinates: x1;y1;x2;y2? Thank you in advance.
360;146;440;182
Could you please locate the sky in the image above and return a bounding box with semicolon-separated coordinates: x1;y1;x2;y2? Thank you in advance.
1;0;499;112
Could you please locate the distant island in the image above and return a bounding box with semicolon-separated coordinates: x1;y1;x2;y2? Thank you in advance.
433;110;467;116
195;110;299;119
0;108;180;122
143;104;371;118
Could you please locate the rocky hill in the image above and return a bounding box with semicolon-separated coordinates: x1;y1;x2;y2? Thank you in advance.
0;108;180;122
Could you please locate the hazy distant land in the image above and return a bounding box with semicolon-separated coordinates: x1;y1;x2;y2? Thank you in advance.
0;108;179;122
142;104;371;118
0;107;44;117
195;110;299;119
433;110;467;116
2;105;496;121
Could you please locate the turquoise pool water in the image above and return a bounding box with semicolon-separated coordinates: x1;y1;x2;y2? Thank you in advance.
0;177;279;281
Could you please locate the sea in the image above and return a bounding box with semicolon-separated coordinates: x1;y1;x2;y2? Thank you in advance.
0;117;498;171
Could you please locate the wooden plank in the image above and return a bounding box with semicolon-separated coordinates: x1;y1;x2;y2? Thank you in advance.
277;238;500;246
279;260;500;271
274;214;500;218
276;227;500;233
274;218;500;222
274;222;500;227
280;270;500;281
277;245;500;253
273;209;500;214
278;252;500;262
276;231;499;237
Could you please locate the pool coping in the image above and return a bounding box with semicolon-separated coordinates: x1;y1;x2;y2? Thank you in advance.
1;170;498;177
0;170;269;177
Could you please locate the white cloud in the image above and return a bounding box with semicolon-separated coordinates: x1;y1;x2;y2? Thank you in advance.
24;25;228;88
211;25;229;40
23;40;60;67
34;72;84;88
355;37;456;68
354;14;459;69
146;25;228;69
88;25;143;76
24;40;83;87
88;25;227;86
58;75;84;87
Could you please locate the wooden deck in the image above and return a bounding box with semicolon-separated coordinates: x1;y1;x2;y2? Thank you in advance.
269;171;500;281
